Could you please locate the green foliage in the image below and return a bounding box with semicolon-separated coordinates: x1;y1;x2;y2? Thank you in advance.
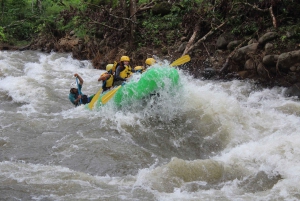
0;27;7;42
138;8;183;47
1;0;298;51
229;17;258;36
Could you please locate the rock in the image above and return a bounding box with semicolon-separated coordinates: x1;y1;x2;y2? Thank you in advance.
232;43;259;63
70;30;75;36
258;32;278;45
244;59;256;70
262;55;279;67
264;43;274;54
237;71;249;79
257;62;269;78
248;38;258;45
216;33;233;49
202;68;217;79
285;82;300;98
227;40;241;50
277;50;300;71
290;63;300;72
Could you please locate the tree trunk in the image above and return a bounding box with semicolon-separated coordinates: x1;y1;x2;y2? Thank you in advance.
1;0;6;20
119;0;127;27
129;0;137;46
36;0;42;13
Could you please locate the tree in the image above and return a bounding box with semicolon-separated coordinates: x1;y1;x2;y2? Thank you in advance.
129;0;137;45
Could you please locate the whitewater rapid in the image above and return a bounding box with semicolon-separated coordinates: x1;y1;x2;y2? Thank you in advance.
0;50;300;201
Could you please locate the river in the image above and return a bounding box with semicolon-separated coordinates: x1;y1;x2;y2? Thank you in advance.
1;50;300;201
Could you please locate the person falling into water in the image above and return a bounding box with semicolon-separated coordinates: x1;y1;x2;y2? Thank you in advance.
69;73;94;106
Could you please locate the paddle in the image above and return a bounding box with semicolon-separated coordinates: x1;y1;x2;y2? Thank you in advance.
87;87;102;110
100;55;191;105
101;85;121;104
76;77;82;104
170;55;191;67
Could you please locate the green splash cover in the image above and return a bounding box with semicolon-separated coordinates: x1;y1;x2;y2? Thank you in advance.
93;67;179;108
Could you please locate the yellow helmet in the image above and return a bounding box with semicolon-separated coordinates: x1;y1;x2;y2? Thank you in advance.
120;56;130;62
106;64;113;71
134;66;144;71
145;58;156;66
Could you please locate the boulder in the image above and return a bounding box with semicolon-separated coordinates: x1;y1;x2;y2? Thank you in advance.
257;62;269;78
262;55;279;67
277;50;300;71
264;43;274;54
216;33;233;49
227;40;241;50
258;32;278;45
244;58;256;70
232;43;259;63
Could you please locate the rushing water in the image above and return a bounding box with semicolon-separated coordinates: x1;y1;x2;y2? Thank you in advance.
1;51;300;201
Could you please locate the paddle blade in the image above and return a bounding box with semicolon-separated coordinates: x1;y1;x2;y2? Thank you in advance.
101;86;122;104
87;88;102;110
170;55;191;67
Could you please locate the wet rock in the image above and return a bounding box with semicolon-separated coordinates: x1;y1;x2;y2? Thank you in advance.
239;171;282;193
285;82;300;98
202;68;217;79
237;71;249;79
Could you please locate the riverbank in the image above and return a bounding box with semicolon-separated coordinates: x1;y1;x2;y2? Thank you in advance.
2;28;300;97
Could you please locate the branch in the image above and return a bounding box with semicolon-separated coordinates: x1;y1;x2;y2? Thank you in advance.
236;2;269;12
3;19;26;29
129;0;156;19
182;22;200;56
89;20;123;31
137;0;155;11
235;2;277;28
182;19;229;56
269;5;277;28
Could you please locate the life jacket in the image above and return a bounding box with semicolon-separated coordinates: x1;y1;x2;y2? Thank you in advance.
127;65;133;76
104;74;114;88
106;61;118;75
112;61;118;74
119;65;132;79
